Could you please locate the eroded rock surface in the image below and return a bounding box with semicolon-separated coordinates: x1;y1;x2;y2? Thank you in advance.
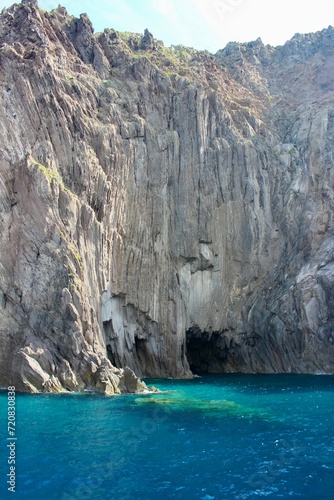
0;0;334;391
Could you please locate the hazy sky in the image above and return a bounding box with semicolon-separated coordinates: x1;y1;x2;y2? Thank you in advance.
1;0;333;52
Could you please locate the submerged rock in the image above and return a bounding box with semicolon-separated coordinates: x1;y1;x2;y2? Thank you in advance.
0;1;334;392
134;393;269;419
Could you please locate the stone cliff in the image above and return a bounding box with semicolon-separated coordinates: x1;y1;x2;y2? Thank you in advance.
1;0;334;393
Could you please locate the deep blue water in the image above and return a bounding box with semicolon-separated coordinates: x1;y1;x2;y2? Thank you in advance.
1;374;334;499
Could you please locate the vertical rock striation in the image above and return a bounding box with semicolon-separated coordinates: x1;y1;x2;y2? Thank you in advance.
0;0;333;392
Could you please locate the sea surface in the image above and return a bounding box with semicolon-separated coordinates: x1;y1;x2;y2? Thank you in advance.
1;374;334;499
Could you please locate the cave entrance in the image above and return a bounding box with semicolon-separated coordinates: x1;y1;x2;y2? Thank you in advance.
186;327;231;374
134;336;147;368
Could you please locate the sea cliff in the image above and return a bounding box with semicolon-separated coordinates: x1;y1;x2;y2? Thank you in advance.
1;0;334;392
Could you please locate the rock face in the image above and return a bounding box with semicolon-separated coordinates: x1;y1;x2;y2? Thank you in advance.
0;1;334;392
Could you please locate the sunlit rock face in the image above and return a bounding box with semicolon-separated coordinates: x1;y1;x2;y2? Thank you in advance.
0;1;334;392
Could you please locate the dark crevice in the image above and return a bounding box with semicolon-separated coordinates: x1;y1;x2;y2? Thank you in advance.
186;327;237;374
106;344;116;366
135;336;146;357
103;320;120;367
134;336;152;375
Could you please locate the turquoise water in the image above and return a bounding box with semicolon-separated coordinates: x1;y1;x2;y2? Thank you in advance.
1;374;334;499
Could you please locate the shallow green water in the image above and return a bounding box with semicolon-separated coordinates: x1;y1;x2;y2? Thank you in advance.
1;374;334;499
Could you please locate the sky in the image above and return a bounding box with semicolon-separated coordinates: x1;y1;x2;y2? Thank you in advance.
0;0;333;52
